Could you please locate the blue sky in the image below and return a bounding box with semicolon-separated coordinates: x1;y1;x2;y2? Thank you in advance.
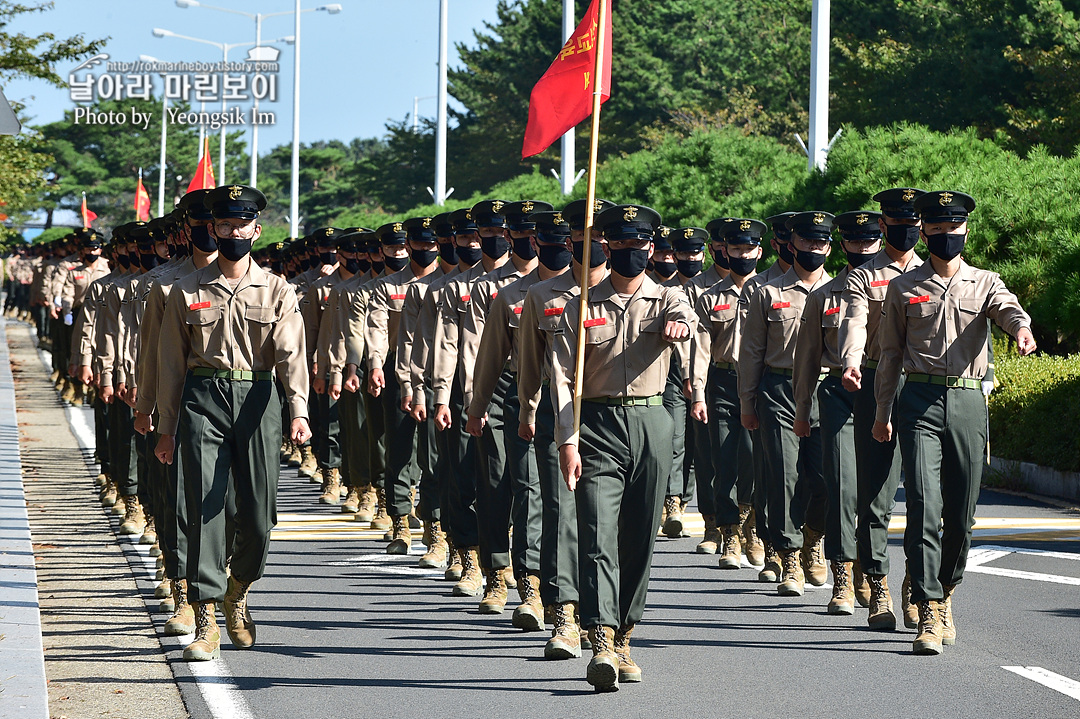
5;0;505;155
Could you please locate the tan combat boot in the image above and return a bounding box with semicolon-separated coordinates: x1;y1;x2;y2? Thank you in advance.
866;574;896;630
155;577;172;599
386;514;411;555
418;521;449;569
444;542;463;581
49;368;60;383
286;444;302;468
758;542;782;583
94;471;108;488
54;373;65;391
71;381;84;406
502;566;517;590
140;517;157;546
741;504;765;566
157;579;175;613
149;540;162;558
118;495;146;536
453;546;483;597
941;584;957;645
586;626;619;692
279;439;291;463
407;486;421;530
99;479;117;508
696;514;719;554
370;488;392;532
164;579;196;635
800;525;828;586
341;485;361;513
717;524;743;569
183;601;221;660
827;561;855;615
512;573;543;631
112;494;125;516
614;624;642;683
354;485;376;523
661;495;683;539
478;567;508;614
318;467;342;505
60;378;76;403
223;576;256;649
901;570;918;629
852;558;871;608
777;550;805;596
545;602;582;659
913;600;944;655
298;444;318;478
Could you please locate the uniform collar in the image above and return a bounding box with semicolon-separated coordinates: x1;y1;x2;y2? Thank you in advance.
592;273;662;304
202;257;269;293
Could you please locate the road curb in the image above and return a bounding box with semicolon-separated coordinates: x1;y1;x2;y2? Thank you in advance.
0;318;49;719
990;456;1080;505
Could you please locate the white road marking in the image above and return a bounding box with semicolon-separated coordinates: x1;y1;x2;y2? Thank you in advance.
1002;666;1080;703
34;330;255;719
327;552;445;577
967;545;1080;586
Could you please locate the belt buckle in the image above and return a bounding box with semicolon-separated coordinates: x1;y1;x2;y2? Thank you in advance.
228;369;243;381
946;376;960;388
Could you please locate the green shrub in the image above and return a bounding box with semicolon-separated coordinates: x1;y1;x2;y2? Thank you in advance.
988;336;1080;472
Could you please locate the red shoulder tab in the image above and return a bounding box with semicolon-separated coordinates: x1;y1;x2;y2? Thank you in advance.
712;303;731;312
390;293;406;300
825;306;841;316
870;279;890;287
189;301;211;310
909;295;930;304
583;317;607;328
772;301;791;309
544;307;564;317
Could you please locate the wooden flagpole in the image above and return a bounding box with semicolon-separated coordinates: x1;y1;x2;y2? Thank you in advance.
570;0;609;443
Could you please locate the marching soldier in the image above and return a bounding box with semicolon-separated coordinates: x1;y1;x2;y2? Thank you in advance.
154;184;311;662
555;203;696;692
873;190;1035;655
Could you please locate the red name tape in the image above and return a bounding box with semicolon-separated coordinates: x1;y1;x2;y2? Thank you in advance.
870;279;890;287
73;274;85;280
909;295;930;304
772;301;791;309
390;293;406;300
189;301;211;310
825;307;841;316
491;291;499;299
713;303;731;312
460;294;471;302
583;318;607;328
544;307;564;316
513;307;523;315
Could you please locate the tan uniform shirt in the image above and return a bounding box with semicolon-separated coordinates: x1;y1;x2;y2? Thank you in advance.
551;275;697;447
461;262;531;409
792;267;849;423
134;257;199;416
29;256;48;305
328;271;375;386
49;254;80;308
98;270;141;389
156;260;309;435
690;273;754;403
517;270;584;426
365;265;443;372
73;271;117;368
431;263;487;407
61;259;111;314
301;269;348;374
874;260;1031;424
838;250;924;369
407;267;461;406
738;266;831;415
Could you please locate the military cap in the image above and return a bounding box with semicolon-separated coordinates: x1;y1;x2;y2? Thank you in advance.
178;189;214;221
268;241;288;260
111;222;137;242
404;216;438;242
653;225;674;251
505;200;554;231
471;199;511;228
673;227;708;253
74;227;104;247
712;217;766;245
834;211;884;241
873;187;926;220
450;208;478;234
433;212;455;238
914;190;975;223
308;227;340;247
766;212;797;240
129;223;154;248
530;210;571;238
562;198;616;231
206;184;266;220
786;211;835;240
336;227;372;252
376;221;408;245
595;204;662;240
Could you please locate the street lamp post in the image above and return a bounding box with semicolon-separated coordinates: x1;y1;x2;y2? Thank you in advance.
808;0;830;172
139;54;168;216
434;0;448;206
560;0;574;195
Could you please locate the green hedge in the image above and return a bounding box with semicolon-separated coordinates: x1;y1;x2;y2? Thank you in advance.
988;336;1080;473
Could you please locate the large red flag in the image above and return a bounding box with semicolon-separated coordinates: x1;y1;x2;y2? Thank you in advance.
521;0;612;159
135;171;151;221
80;193;97;228
186;137;216;192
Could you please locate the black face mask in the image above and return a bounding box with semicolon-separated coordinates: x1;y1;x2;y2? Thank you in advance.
795;249;827;272
299;258;311;272
481;235;511;259
609;247;650;278
728;256;758;277
271;261;285;274
139;253;158;270
846;250;877;268
174;243;189;258
117;254;131;269
776;241;795;265
652;260;677;278
356;258;371;274
384;255;409;272
439;243;457;265
456;246;482;266
190;225;217;253
924;231;966;261
712;249;730;270
572;240;608;268
411;249;438;267
217;237;252;262
886;223;921;252
343;257;361;274
512;236;537;260
677;259;703;277
537;243;572;271
319;251;336;266
371;260;385;274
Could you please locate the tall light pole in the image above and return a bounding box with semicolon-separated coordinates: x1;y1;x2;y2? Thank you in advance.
560;0;575;195
433;0;449;206
176;1;342;188
807;0;830;172
290;0;301;236
139;54;168;216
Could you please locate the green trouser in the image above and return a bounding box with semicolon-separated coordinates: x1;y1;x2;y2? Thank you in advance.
134;430;150;509
505;378;541;576
94;397;110;476
58;321;72;375
756;371;826;552
662;364;693;502
306;392;321;462
338;388;367;489
415;392;439;522
363;367;386;491
475;370;512;570
577;401;673;629
49;316;62;372
854;366;903;576
315;388;341;470
380;354;420;517
897;381;986;604
109;401;138;496
818;374;857;562
708;366;753;526
444;377;479;549
157;425;190;582
690;414;715;516
179;374;279;603
536;384;578;606
431;389;453;531
751;430;770;544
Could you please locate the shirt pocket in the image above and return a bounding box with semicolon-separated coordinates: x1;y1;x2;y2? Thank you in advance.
244;305;275;324
821;308;841;329
585;320;618;345
956;297;984;334
767;306;800;324
245;305;276;348
185;306;223;326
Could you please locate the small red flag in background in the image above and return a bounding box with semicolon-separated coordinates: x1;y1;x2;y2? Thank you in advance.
186;137;216;192
135;170;151;222
521;0;612;159
80;192;97;228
